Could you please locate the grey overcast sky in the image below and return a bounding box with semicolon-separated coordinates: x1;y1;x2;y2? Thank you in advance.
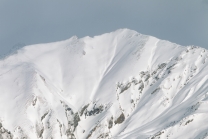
0;0;208;56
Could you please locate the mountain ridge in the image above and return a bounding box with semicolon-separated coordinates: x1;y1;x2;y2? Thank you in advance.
0;29;208;139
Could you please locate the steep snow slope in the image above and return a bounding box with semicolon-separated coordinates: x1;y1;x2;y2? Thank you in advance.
0;29;208;139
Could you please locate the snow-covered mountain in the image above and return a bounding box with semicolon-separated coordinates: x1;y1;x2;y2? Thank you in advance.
0;29;208;139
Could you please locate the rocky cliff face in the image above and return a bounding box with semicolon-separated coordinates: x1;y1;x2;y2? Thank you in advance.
0;29;208;139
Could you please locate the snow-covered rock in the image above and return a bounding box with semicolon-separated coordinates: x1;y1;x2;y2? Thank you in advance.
0;29;208;139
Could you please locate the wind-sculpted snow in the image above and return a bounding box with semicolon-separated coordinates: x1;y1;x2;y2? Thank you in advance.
0;29;208;139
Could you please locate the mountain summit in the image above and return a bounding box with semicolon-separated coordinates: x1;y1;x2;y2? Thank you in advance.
0;29;208;139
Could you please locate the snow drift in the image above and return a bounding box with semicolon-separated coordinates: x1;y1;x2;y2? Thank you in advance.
0;29;208;139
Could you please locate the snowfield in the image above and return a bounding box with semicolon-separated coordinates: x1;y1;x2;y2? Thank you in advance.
0;29;208;139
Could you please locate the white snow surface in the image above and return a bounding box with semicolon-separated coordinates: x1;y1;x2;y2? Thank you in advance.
0;29;208;139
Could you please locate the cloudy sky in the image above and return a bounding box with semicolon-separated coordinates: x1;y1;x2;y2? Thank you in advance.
0;0;208;56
